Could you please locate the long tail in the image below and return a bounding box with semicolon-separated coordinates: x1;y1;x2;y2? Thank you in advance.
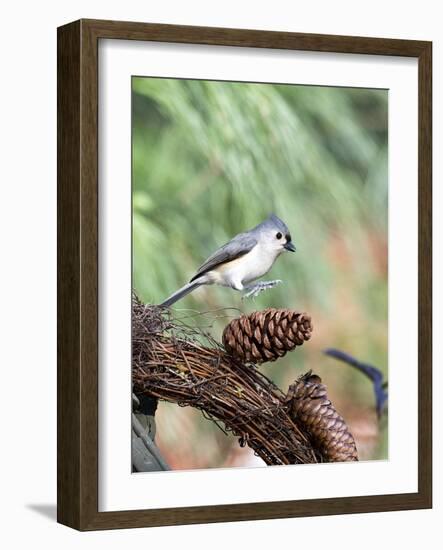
160;281;203;307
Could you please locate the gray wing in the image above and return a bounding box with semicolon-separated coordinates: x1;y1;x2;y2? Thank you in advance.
190;232;257;282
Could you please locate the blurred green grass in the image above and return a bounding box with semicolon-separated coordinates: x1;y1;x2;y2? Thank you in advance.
132;77;388;467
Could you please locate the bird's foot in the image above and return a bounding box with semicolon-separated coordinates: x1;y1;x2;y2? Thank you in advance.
242;280;282;299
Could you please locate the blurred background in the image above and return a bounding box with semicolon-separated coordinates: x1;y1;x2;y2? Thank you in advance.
132;77;388;469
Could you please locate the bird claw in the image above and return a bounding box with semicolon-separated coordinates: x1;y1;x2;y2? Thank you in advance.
242;280;282;299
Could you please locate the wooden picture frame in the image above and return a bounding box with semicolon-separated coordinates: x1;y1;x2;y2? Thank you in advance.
57;19;432;530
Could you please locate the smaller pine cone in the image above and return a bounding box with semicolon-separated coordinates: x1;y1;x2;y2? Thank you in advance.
222;308;313;364
286;372;358;462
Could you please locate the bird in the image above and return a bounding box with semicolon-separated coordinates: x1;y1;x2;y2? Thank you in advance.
324;348;388;418
160;214;296;307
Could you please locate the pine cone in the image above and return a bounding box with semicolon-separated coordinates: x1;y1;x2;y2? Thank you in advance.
286;372;358;462
222;308;313;364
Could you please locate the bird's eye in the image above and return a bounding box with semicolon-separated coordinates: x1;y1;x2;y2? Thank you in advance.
276;232;282;239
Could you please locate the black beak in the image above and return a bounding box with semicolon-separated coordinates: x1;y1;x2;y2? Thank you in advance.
284;241;296;252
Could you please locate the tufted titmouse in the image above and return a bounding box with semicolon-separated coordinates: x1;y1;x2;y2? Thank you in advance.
161;214;296;307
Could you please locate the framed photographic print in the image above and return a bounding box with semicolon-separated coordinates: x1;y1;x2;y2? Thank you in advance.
57;19;432;530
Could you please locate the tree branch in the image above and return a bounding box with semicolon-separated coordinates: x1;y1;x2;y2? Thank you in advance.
132;296;358;465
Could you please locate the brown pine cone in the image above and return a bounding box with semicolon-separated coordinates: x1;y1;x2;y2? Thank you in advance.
286;372;358;462
222;308;313;364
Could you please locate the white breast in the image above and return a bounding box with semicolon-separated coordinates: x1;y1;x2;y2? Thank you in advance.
209;244;279;289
